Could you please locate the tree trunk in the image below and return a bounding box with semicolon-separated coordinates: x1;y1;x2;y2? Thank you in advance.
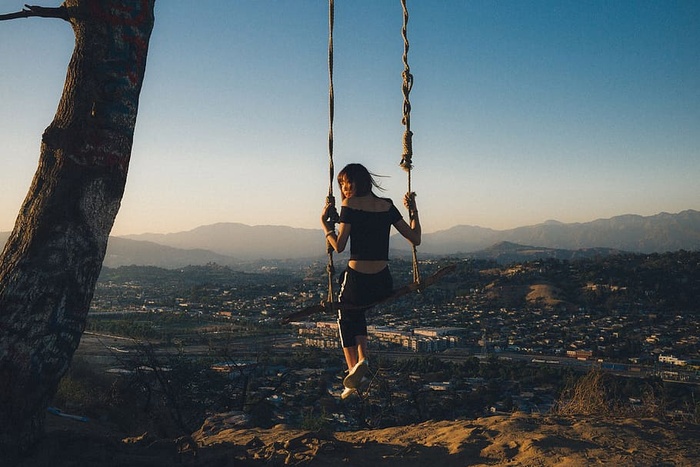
0;0;155;457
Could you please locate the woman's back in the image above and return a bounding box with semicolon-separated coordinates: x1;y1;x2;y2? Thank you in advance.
341;195;401;265
343;194;392;213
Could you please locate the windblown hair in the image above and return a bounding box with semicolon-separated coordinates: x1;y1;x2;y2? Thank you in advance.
337;163;385;199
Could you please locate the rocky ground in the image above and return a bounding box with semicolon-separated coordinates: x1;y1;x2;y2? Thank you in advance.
15;410;700;466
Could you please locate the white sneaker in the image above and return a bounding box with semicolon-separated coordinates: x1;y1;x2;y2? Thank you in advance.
343;359;368;389
340;387;356;399
340;377;371;400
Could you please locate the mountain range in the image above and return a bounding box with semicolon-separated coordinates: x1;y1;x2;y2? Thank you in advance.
1;210;698;269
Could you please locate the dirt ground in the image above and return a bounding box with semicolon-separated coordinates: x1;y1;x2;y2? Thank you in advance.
14;411;700;466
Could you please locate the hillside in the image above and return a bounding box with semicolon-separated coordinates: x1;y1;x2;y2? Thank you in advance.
122;223;323;260
2;210;699;268
420;209;700;255
19;412;700;466
120;210;700;258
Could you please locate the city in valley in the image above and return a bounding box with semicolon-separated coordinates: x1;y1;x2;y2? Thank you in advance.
73;251;700;431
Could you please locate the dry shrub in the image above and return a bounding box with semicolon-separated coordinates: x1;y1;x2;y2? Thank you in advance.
628;386;665;419
552;369;670;419
553;369;614;417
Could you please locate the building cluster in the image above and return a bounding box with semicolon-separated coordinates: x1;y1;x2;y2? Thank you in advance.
566;349;593;360
658;354;697;367
296;321;466;353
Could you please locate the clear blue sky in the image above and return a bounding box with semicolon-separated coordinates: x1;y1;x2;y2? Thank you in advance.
1;1;698;236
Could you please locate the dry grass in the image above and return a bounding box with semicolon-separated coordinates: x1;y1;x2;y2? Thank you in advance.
553;369;613;416
552;368;669;419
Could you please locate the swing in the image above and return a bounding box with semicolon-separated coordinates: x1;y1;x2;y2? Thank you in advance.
280;264;455;323
281;0;454;325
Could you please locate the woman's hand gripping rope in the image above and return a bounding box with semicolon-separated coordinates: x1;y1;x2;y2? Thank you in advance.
403;191;418;218
321;195;340;233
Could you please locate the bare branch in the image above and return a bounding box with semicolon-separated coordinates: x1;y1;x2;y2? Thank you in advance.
0;4;69;21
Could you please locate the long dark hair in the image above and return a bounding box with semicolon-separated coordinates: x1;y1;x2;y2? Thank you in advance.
337;163;384;199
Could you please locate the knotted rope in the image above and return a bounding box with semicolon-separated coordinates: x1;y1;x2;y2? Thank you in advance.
325;0;337;305
400;0;421;286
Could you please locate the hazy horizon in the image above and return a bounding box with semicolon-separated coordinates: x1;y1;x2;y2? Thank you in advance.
2;1;698;236
1;207;693;238
118;207;700;236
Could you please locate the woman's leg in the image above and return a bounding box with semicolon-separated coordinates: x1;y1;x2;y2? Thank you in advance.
343;345;359;371
342;335;368;371
356;335;368;363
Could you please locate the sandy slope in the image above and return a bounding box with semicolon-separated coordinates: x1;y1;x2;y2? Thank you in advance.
16;411;700;466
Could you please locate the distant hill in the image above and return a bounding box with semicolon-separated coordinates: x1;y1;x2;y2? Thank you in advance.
414;209;700;255
120;210;700;259
1;210;698;267
467;241;625;263
103;237;236;268
121;223;323;260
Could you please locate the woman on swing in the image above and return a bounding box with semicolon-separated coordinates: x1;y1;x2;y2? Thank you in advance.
321;163;421;398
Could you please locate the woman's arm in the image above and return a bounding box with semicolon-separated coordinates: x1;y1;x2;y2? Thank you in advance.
321;202;350;253
394;217;421;246
323;222;350;253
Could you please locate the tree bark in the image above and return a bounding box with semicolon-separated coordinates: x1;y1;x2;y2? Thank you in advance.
0;0;155;457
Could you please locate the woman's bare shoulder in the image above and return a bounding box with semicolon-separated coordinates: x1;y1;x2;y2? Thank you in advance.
364;196;393;212
345;195;394;212
374;197;394;210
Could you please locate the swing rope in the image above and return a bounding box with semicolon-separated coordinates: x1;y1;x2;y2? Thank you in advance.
399;0;421;286
324;0;420;308
325;0;337;305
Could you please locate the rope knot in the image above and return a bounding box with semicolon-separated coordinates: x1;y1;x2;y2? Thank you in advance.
400;130;413;171
402;70;413;94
